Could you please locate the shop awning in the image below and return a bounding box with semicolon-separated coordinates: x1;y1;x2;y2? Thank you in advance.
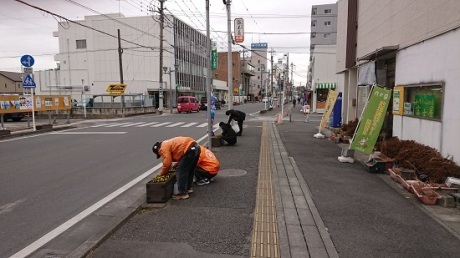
357;45;399;61
315;83;336;89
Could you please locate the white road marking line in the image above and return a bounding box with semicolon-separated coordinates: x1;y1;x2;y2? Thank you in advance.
11;129;221;258
89;124;110;128
181;122;198;127
136;122;158;127
0;198;27;215
166;122;185;127
196;122;207;127
151;122;172;127
213;124;219;128
10;163;163;258
51;132;127;135
104;122;131;127
120;122;145;127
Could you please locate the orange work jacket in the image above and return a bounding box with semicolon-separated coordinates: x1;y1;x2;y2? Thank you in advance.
158;136;196;175
197;146;220;175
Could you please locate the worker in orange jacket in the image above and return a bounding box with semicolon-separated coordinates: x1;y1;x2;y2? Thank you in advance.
152;136;200;200
195;145;220;185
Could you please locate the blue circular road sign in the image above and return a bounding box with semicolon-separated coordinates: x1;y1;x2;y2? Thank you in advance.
20;55;35;67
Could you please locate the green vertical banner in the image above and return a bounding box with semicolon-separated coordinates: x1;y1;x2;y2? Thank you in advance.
350;85;392;154
211;49;218;70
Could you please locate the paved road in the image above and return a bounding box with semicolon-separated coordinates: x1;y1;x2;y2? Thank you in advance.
0;103;264;257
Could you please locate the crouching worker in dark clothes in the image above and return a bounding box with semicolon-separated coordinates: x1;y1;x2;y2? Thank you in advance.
219;122;237;145
195;145;220;185
152;136;200;200
225;109;246;136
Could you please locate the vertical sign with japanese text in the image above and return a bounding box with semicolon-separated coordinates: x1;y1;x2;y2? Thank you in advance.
234;18;244;43
350;85;392;154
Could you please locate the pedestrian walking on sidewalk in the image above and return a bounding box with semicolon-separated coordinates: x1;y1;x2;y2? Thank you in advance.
152;137;201;200
225;109;246;136
303;103;310;123
195;145;220;185
219;122;237;145
292;98;296;108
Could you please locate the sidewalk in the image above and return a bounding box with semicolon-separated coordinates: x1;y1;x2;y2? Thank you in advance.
30;104;460;257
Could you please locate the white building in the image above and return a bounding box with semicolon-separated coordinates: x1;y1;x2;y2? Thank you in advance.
249;43;270;100
336;0;460;164
35;13;217;108
308;3;338;113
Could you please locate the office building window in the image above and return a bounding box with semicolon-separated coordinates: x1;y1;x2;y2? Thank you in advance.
324;21;331;26
76;39;87;49
324;33;331;38
312;8;317;15
325;9;331;14
311;20;317;27
311;32;316;38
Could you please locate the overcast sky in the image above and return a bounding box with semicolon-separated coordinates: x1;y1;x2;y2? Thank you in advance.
1;0;336;86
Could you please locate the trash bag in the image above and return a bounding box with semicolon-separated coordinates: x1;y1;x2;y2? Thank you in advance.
231;121;240;134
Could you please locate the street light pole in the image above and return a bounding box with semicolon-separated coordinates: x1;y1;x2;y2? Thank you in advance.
158;0;166;112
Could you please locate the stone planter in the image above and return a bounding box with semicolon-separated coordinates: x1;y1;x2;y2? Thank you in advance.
36;124;53;131
0;130;11;137
211;136;222;147
146;174;176;203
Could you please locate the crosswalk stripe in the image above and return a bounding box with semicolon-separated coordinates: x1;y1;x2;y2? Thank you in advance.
136;122;158;127
105;122;131;127
181;122;198;127
213;124;219;128
120;122;145;127
90;124;110;128
166;122;185;127
151;122;172;127
196;122;207;127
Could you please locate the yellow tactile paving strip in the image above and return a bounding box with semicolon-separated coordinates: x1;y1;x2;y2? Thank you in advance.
251;122;280;258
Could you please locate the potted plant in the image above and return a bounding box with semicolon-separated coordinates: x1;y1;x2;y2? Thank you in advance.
146;171;176;203
211;134;222;147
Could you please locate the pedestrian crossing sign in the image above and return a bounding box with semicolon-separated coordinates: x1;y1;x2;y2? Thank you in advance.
22;74;36;88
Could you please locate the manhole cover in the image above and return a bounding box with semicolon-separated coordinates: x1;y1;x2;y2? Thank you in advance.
218;169;247;177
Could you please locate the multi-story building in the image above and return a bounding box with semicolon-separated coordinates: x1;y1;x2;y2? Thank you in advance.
35;13;211;108
336;0;460;165
308;3;338;113
214;52;242;103
0;71;22;94
249;43;270;101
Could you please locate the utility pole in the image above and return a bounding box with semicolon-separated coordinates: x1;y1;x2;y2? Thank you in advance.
117;29;124;84
270;49;274;98
206;0;213;150
225;0;233;110
158;0;165;112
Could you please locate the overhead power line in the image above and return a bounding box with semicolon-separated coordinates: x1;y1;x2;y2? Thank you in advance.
13;0;173;54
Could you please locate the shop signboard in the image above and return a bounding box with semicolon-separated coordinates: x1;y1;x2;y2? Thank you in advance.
392;86;404;115
414;94;435;118
350;85;391;154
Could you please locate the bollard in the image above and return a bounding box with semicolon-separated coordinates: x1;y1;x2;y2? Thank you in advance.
289;112;292;122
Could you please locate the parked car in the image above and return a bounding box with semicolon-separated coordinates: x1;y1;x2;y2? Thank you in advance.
200;96;221;110
177;96;200;113
3;113;25;122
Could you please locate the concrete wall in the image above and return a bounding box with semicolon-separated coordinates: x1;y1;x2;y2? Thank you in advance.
395;28;460;163
336;0;348;73
357;0;460;58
